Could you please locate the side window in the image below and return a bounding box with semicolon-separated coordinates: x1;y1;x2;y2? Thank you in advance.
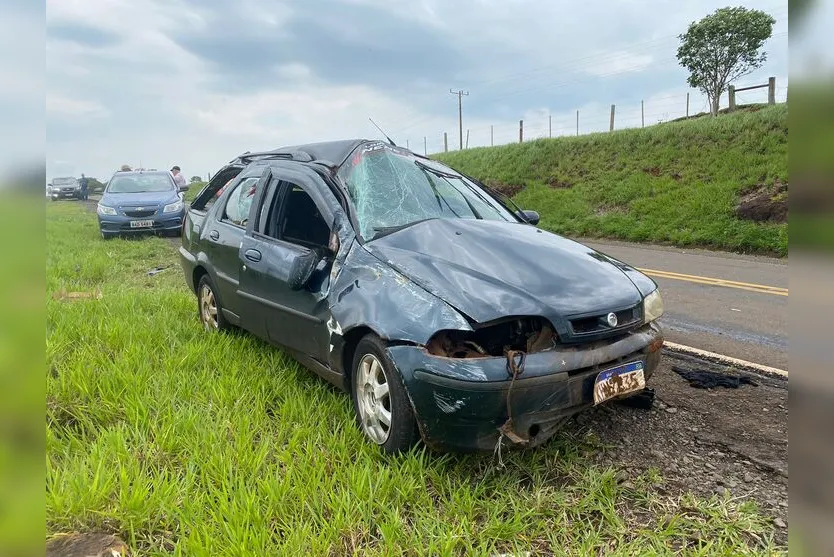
265;182;331;250
222;177;262;226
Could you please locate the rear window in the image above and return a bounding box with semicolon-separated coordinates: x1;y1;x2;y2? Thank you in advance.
52;177;76;185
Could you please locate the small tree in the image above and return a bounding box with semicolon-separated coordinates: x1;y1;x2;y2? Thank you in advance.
190;175;203;183
677;7;775;116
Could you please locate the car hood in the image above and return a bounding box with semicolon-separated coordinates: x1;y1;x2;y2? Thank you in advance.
101;191;178;207
364;218;648;329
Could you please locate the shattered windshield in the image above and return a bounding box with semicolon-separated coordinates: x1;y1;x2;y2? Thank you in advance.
338;143;518;240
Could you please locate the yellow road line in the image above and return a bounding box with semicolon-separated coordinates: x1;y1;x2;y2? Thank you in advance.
637;268;788;297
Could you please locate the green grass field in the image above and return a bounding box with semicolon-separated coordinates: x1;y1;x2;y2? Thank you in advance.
434;105;788;256
46;202;781;555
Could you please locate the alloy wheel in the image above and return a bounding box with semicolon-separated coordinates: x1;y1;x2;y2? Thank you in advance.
199;284;219;330
355;354;392;444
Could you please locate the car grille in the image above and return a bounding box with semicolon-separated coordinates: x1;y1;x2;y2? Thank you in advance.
61;187;74;192
123;209;156;217
569;304;642;336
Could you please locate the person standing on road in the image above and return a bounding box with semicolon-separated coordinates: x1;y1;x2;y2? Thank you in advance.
79;173;89;200
170;165;187;189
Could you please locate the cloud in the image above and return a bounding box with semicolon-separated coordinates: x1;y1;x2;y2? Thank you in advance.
42;0;790;182
47;96;109;119
583;51;655;77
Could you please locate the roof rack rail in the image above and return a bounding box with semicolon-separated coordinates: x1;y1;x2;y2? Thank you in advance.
236;149;314;163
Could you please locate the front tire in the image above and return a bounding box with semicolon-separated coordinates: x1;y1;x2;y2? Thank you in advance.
351;334;419;454
197;275;231;332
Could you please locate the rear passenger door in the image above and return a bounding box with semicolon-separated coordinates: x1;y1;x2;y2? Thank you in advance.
237;166;336;360
201;167;270;321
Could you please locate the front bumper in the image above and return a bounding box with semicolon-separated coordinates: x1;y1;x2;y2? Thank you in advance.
50;190;81;199
98;210;185;235
388;322;664;452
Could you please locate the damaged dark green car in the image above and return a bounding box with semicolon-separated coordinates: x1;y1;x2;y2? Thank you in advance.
179;139;665;454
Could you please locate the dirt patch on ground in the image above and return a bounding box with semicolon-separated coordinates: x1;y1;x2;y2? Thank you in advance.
595;204;628;217
484;180;524;197
546;177;573;189
643;167;682;181
735;180;788;223
568;351;788;544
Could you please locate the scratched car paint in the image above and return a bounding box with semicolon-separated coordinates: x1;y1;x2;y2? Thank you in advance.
179;139;665;454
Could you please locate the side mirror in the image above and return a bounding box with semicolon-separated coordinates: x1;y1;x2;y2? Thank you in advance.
517;209;540;225
179;184;190;192
287;249;320;291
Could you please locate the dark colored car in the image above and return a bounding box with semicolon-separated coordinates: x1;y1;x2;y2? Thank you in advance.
48;176;82;200
179;139;665;454
97;170;189;239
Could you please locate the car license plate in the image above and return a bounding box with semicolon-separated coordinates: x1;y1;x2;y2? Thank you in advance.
130;219;154;228
593;361;646;405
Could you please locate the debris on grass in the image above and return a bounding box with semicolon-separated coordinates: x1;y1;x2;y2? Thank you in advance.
147;265;171;276
46;532;130;557
51;289;103;301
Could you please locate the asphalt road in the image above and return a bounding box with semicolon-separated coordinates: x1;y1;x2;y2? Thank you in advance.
581;239;788;371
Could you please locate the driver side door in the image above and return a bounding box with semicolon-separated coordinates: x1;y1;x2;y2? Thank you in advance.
237;167;336;361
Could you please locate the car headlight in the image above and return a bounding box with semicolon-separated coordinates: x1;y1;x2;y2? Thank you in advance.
163;200;184;213
643;289;664;323
97;204;117;216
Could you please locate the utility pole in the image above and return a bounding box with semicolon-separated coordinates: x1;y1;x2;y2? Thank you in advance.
686;92;690;118
641;100;645;128
490;125;494;146
465;129;470;149
424;136;427;156
549;114;552;138
450;89;469;150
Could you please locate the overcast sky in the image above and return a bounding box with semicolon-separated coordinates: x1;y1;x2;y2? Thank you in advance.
41;0;789;181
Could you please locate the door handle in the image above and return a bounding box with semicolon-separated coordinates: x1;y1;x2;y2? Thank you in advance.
244;248;262;262
209;230;220;241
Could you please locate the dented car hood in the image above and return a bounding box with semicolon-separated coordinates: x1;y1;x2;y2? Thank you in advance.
364;218;645;327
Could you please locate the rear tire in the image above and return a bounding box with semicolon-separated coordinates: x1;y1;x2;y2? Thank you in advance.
350;334;419;454
197;274;231;332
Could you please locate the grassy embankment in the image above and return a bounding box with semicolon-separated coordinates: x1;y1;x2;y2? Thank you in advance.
45;202;782;555
435;104;788;256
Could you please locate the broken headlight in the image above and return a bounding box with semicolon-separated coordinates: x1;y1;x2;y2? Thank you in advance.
643;289;664;323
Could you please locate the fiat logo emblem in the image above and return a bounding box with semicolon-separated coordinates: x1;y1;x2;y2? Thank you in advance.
606;312;618;327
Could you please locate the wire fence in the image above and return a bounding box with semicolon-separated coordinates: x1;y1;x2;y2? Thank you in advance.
401;81;788;156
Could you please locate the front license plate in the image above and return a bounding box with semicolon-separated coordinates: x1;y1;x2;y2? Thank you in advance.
130;219;154;228
593;361;646;405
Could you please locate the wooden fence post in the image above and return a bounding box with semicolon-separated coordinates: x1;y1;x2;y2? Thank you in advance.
609;104;615;131
519;120;523;143
768;77;776;104
444;132;448;152
728;86;736;111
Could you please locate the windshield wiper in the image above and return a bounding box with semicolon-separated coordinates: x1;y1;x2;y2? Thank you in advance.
414;161;483;219
371;218;435;240
414;160;459;179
